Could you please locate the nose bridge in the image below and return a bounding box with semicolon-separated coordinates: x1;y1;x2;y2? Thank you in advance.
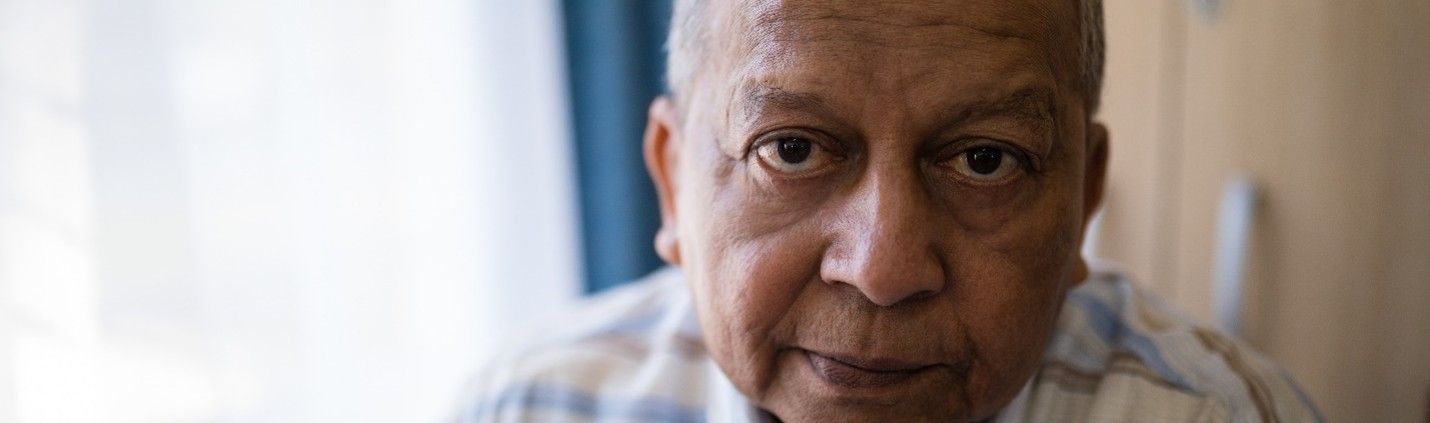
863;168;926;254
825;162;945;307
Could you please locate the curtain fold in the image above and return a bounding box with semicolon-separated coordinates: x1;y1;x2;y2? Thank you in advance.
561;0;672;294
0;0;580;421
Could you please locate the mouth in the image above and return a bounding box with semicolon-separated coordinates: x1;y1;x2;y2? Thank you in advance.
803;349;938;390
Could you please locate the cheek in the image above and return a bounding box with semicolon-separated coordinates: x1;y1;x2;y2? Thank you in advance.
951;195;1082;415
687;197;826;400
957;267;1065;401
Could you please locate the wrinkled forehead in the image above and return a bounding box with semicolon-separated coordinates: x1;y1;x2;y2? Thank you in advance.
696;0;1083;121
735;0;1075;47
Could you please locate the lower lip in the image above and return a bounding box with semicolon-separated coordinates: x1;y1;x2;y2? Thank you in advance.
805;351;931;389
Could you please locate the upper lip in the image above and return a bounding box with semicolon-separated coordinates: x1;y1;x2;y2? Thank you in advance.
807;350;937;372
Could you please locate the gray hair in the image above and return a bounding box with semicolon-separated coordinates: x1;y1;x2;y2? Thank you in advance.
664;0;1106;113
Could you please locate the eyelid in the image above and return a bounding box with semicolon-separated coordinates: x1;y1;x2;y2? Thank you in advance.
939;137;1039;172
749;131;848;179
747;128;847;159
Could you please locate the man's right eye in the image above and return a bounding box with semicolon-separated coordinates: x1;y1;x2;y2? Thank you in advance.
754;136;838;175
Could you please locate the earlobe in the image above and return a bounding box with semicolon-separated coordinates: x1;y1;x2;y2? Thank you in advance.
644;96;683;266
655;227;681;266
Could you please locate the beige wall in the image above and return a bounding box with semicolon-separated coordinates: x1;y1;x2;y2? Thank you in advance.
1095;0;1430;421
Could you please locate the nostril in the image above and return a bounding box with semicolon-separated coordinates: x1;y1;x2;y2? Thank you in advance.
902;289;938;303
875;286;940;307
849;278;942;308
818;254;947;307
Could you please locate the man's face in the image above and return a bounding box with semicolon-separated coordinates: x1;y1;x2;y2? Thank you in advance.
645;0;1107;421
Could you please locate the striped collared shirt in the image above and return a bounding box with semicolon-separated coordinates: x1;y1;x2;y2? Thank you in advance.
459;265;1322;422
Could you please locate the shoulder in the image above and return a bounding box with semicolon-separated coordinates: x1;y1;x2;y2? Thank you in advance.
456;268;712;423
1031;264;1322;422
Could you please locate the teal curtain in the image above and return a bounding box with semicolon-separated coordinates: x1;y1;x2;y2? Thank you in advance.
562;0;672;293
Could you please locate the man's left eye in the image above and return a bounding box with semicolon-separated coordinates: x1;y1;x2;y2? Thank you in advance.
950;146;1021;182
755;136;838;175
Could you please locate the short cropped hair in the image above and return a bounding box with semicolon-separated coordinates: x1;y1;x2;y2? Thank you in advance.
665;0;1106;113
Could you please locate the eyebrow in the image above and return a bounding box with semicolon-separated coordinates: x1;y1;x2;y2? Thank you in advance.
947;86;1056;130
735;85;837;122
737;83;1052;127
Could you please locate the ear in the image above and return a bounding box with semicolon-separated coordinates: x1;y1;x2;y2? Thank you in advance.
644;96;683;266
1074;121;1110;283
1083;121;1109;224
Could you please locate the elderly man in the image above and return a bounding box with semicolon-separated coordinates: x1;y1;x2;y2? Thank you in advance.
464;0;1320;421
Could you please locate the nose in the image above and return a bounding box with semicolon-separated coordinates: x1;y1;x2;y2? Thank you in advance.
820;169;946;307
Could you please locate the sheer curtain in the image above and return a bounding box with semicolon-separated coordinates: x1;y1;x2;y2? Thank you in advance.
0;0;581;421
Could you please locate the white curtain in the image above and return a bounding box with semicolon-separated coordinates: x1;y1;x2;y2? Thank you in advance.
0;0;582;421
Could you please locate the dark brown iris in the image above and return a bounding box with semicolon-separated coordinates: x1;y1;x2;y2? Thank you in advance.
777;138;812;164
966;147;1003;175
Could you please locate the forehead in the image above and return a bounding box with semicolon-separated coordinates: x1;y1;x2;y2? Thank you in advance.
736;0;1074;47
705;0;1082;117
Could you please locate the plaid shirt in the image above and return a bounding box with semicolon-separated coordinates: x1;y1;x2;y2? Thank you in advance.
459;265;1321;422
